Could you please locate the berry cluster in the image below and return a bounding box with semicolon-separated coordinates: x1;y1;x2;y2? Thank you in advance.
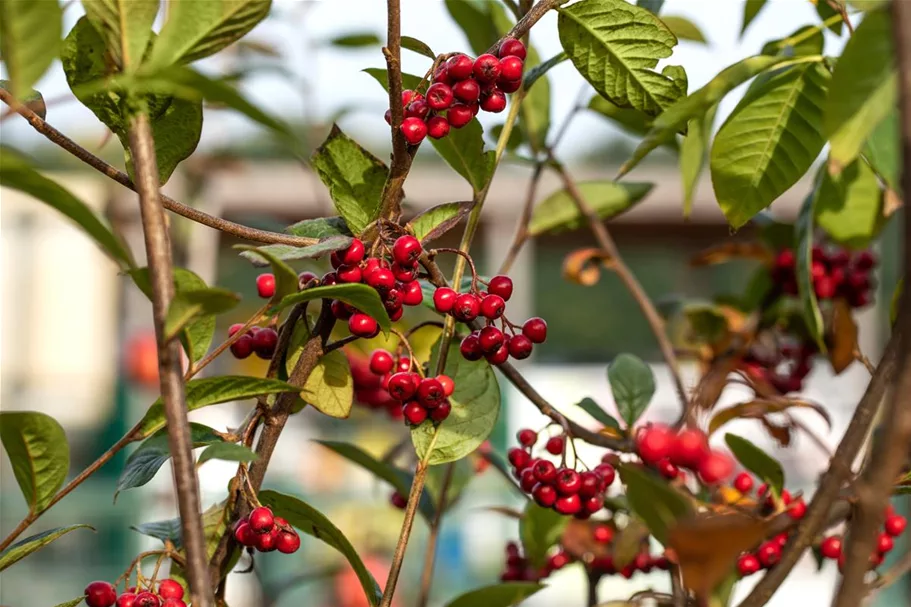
228;323;279;360
508;429;616;518
771;246;877;306
500;541;571;582
741;340;817;394
348;349;403;419
84;579;186;607
635;425;734;485
385;39;528;145
364;349;456;426
232;506;301;555
815;507;906;574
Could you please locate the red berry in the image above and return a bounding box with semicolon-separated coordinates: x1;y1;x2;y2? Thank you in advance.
277;530;301;554
820;536;842;559
757;541;781;567
522;317;547;343
815;276;836;299
469;101;480;116
532;459;557;484
584;495;605;514
698;451;734;485
84;581;117;607
249;506;274;533
498;56;524;81
447;53;474;79
417;377;445;408
486;343;510;365
670;428;710;470
427;115;451;139
349;313;379;338
331;299;352;320
507;335;533;360
533;483;557;507
256;273;276;298
393;235;422;266
546;435;565;455
658;458;679;480
734;472;754;494
161;601;187;607
497;78;521;94
299;271;318;288
403;401;428;426
430;399;452;421
157;580;184;600
390;491;407;509
478;326;505;353
508;447;532;470
555;494;582;515
738;554;761;576
447;104;474;128
252;327;278;359
555;468;582;495
340;238;365;265
433;287;457;313
401;280;424;306
452;78;481;103
635;424;674;464
594;525;614;543
487;275;513;300
401;117;427;145
257;527;280;552
384;109;392;125
579;471;602;498
228;323;244;337
369;350;395;375
460;333;483;361
337;264;362;283
877;532;894;554
548;550;571;570
594;463;616;488
473;54;501;82
405;99;430;120
498;38;527;60
452;293;481;322
321;271;338;285
433;64;452;85
116;594;137;607
234;521;256;546
133;593;160;607
387;372;419;401
480;88;507;113
775;249;795;269
855;250;876;270
517;428;537;447
885;514;907;536
402;90;421;105
230;333;254;359
788;499;807;520
480;294;506;319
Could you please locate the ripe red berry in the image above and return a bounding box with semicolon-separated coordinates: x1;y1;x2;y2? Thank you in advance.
698;451;734;485
403;401;428;426
230;333;254;359
473;54;501;82
349;313;379;338
522;317;548;343
757;541;781;567
855;250;876;270
532;459;557;484
249;506;274;533
546;435;565;455
299;271;318;289
594;463;616;488
486;343;510;365
480;294;506;319
579;471;602;498
594;525;614;543
337;264;362;283
116;594;137;607
658;459;679;480
517;428;537;447
507;447;531;470
340;238;365;265
417;377;445;408
452;293;481;322
738;554;761;576
814;276;836;299
437;374;455;396
405;99;430;120
734;472;754;494
433;64;452;84
369;350;395;375
555;494;582;515
584;495;605;515
498;38;527;60
480;89;507;113
788;499;807;520
821;536;843;559
487;275;513;300
331;299;352;320
257;527;280;552
877;532;894;554
393;235;422;266
390;491;407;509
84;581;117;607
158;579;184;600
402;90;421;105
498;78;522;94
433;287;457;313
447;53;474;79
427;116;450;140
234;521;256;546
533;483;557;507
447;104;474;128
256;273;276;298
430;399;452;421
555;468;582;495
384;109;392;125
452;78;481;103
548;550;571;570
635;424;674;464
277;530;302;554
885;514;907;536
228;323;245;337
670;428;710;470
134;593;160;607
162;600;188;607
498;56;524;81
387;372;418;401
253;327;278;359
401;117;427;145
478;326;505;353
460;333;483;361
516;467;536;492
507;335;533;360
401;280;424;306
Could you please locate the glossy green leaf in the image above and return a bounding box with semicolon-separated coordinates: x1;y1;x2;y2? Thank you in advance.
661;15;707;43
576;397;622;432
407;201;473;243
619;464;691;544
164;287;239;342
725;433;784;494
0;411;69;513
528;180;653;236
761;24;825;58
197;442;258;466
864;111;900;192
401;35;435;59
285;216;352;239
412;340;501;465
239;236;354;267
137;376;299;438
82;0;158;70
0;0;62;98
430;118;495;193
116;423;222;496
316;440;436;521
260;490;383;607
815;158;883;249
268;284;391;334
311;125;388;235
816;0;844;34
131;518;183;547
296;350;353;419
796;190;826;350
679;105;716;217
0;146;133;267
0;525;93;572
741;0;768;34
520;502;569;567
330;32;381;47
608;354;656;428
825;10;896;174
148;0;272;67
233;244;300;302
710;61;829;228
558;0;685;117
445;583;545;607
167;501;233;589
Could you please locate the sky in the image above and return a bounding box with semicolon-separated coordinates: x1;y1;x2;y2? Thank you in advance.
1;0;849;162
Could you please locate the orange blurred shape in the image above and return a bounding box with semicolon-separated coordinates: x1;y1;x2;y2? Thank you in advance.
335;555;400;607
125;331;159;387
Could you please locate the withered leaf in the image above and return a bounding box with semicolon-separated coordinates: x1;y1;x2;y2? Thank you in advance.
827;298;858;374
708;398;831;436
690;242;774;266
562;247;611;286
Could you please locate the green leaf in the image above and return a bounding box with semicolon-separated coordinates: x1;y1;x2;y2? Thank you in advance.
444;583;545;607
316;440;436;522
296;350;353;419
661;15;707;43
816;0;844;35
311;125;388;235
618;464;691;544
0;525;93;572
524;52;568;90
444;0;499;56
430;118;495;193
815;159;884;249
710;61;829;228
362;67;423;93
761;25;825;58
824;10;896;174
407;201;473;243
0;0;62;98
0;146;134;267
400;35;435;59
558;0;685;117
864;111;900;192
637;0;665;14
679;105;716;217
608;354;656;428
116;423;222;496
259;490;383;607
148;0;272;67
233;244;300;302
137;376;299;438
197;442;258;466
796;189;826;351
588;96;663;141
330;32;381;47
741;0;768;35
268;284;391;334
425;458;475;512
167;501;234;588
725;433;784;494
82;0;158;71
529;180;653;236
0;411;69;514
239;236;354;266
411;340;501;465
285;216;352;239
164;287;239;342
51;598;87;607
131;518;183;547
576;397;622;432
520;502;569;567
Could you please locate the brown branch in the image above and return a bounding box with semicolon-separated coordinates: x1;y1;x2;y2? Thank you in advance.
380;460;431;607
416;462;456;607
128;113;213;607
832;3;911;603
826;0;854;35
0;89;317;247
377;0;411;221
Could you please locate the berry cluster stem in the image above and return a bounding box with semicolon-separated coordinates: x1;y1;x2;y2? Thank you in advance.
416;462;456;607
184;302;270;380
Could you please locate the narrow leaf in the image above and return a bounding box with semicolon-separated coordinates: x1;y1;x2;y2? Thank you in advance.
725;433;784;494
268;284;391;334
197;442;258;466
608;354;656;428
400;35;435;59
430;118;495;193
796;190;826;350
82;0;158;70
164;287;239;342
444;0;499;56
815;158;884;249
524;52;568;90
520;503;569;567
330;32;381;47
239;236;354;266
407;201;473;243
588;96;668;142
761;24;825;58
0;525;93;572
445;583;545;607
661;15;707;43
528;180;653;236
131;518;183;547
619;464;691;543
0;411;69;513
741;0;769;34
285;216;352;239
0;0;62;97
576;397;623;432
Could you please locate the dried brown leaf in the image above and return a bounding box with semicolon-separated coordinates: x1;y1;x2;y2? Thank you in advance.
690;242;774;266
562;247;610;286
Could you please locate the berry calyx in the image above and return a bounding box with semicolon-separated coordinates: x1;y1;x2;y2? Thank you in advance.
84;581;117;607
417;377;446;408
522;317;548;343
349;313;379;338
256;273;276;298
401;117;428;145
532;459;557;484
134;593;160;607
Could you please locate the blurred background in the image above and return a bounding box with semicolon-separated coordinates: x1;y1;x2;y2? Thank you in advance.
1;1;907;606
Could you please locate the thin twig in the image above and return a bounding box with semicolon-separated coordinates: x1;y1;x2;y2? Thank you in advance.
0;89;318;247
185;303;269;380
498;162;544;275
128;113;213;607
825;0;854;35
416;463;456;607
